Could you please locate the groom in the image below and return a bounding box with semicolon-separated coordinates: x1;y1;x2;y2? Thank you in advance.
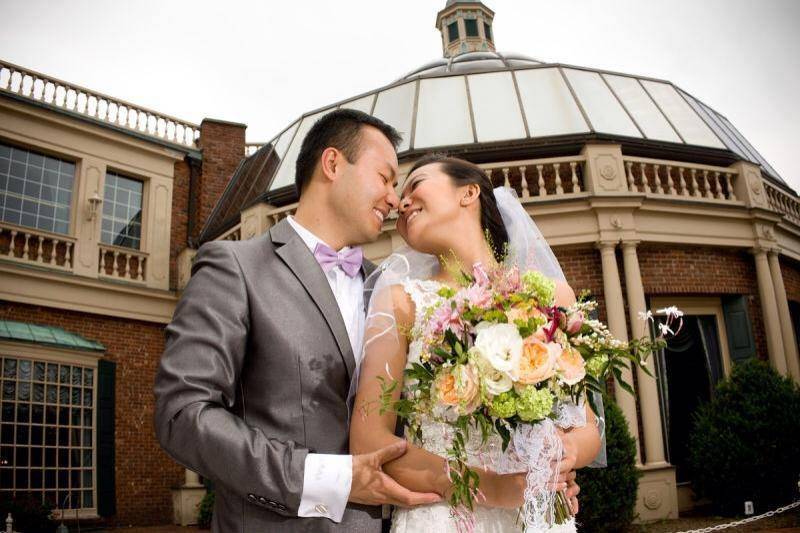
154;109;442;531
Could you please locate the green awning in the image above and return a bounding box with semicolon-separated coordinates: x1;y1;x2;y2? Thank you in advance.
0;320;105;352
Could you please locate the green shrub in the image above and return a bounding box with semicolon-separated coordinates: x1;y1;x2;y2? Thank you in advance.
688;359;800;515
197;490;214;529
0;493;56;533
576;394;641;533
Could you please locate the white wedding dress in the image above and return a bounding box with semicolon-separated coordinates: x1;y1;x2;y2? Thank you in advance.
390;279;577;533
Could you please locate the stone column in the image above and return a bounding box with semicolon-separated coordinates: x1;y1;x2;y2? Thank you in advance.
621;242;668;467
752;248;788;375
185;468;202;487
597;241;642;463
172;468;206;525
768;250;800;381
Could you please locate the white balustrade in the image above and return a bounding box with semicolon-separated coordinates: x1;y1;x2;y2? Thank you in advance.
1;222;74;271
97;243;147;283
480;155;586;199
765;182;800;226
0;60;199;148
623;156;738;202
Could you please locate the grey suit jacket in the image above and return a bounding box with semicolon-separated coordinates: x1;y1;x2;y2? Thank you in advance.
154;219;381;532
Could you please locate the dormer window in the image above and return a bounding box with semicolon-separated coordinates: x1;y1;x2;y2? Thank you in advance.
484;22;492;41
448;22;459;42
465;19;479;37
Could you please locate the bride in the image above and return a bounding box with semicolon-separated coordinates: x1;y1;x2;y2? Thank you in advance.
350;155;603;532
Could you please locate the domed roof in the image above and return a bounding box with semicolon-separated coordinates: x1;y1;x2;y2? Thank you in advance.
399;51;543;80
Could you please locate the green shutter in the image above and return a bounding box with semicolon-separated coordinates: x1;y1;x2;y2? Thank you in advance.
721;295;756;364
97;359;116;516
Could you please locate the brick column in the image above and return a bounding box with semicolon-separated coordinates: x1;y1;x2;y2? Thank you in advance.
768;250;800;382
752;247;787;375
597;241;642;464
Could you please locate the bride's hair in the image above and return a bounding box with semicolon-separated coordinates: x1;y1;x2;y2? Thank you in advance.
408;154;509;262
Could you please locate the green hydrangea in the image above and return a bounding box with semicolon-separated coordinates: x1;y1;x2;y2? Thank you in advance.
489;391;518;419
585;355;609;378
516;386;554;422
522;271;556;306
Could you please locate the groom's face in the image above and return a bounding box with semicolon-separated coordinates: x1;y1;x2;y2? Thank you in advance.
331;125;399;245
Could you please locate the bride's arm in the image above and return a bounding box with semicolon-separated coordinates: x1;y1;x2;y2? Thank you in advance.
350;286;523;507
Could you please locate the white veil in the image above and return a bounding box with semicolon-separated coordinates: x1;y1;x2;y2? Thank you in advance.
350;187;606;467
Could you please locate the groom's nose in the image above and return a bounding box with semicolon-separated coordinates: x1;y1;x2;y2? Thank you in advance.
385;187;399;211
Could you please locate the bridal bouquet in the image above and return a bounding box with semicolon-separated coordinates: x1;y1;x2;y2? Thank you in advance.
379;262;682;531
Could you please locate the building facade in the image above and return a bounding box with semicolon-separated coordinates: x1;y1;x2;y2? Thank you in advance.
1;1;799;526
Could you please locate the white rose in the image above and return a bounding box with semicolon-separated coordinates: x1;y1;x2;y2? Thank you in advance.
471;348;514;396
474;322;523;376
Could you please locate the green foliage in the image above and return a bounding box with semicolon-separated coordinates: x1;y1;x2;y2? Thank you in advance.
197;490;215;529
576;395;641;533
688;359;800;515
0;493;56;533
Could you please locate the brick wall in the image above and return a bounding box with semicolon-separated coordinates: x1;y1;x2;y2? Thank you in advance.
193;119;246;243
781;255;800;304
637;244;768;359
0;302;182;527
555;247;607;322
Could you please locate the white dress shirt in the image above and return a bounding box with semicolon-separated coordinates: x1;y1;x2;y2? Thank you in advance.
287;216;364;522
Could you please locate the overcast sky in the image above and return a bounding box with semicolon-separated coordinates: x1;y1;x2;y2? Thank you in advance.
2;0;799;191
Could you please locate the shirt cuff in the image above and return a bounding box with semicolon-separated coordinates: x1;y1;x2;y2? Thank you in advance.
298;453;352;522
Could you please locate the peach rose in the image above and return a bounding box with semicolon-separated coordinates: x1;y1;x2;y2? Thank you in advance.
515;338;560;385
433;364;481;414
506;304;546;325
557;345;587;385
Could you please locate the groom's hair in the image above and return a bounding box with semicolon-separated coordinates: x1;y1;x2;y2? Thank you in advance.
294;109;402;195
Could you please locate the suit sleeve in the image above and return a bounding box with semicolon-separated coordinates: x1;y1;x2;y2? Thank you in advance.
154;241;308;516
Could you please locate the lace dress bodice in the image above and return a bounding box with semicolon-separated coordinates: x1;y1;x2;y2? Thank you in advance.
390;279;576;533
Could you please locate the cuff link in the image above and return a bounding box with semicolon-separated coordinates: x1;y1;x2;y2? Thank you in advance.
315;503;329;516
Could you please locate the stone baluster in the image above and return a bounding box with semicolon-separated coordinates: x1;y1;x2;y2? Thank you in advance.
139;257;146;281
121;253;129;278
502;167;510;188
23;232;30;259
486;168;494;186
652;164;663;193
678;167;688;196
50;239;59;265
36;236;44;263
553;163;563;194
520;166;530;199
724;173;736;201
702;170;713;199
665;166;676;195
638;162;647;191
536;164;546;197
112;251;120;277
713;172;724;199
570;161;581;192
690;168;700;197
625;161;636;192
65;242;72;267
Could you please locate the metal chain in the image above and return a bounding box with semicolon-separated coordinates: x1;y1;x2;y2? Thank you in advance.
672;500;800;533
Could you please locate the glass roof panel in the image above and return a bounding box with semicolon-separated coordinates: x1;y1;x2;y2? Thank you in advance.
715;113;783;180
640;81;725;149
450;60;506;73
467;72;526;143
273;120;300;160
414;76;474;148
339;94;375;114
269;108;333;191
679;91;755;161
372;82;416;151
603;74;681;143
515;68;589;137
563;68;641;137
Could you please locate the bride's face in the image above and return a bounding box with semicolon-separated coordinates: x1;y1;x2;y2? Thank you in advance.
397;162;474;255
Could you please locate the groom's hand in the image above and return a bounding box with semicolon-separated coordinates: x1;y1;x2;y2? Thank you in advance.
349;441;443;507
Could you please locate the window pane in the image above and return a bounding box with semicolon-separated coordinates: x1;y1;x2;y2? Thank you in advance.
0;357;96;513
465;19;478;37
414;77;473;148
483;22;492;41
640;80;725;148
372;82;416;152
515;68;589;137
467;72;526;143
603;74;681;143
0;142;74;234
269;109;334;191
338;94;375;114
448;22;459;42
563;68;640;137
101;172;143;250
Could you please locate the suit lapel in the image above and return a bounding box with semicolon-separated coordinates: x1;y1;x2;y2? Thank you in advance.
270;219;356;380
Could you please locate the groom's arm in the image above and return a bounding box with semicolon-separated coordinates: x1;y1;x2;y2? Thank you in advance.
154;241;309;517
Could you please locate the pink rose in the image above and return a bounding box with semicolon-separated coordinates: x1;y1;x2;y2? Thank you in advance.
566;311;584;334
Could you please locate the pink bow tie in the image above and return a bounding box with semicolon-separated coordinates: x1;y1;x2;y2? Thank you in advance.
313;243;363;278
